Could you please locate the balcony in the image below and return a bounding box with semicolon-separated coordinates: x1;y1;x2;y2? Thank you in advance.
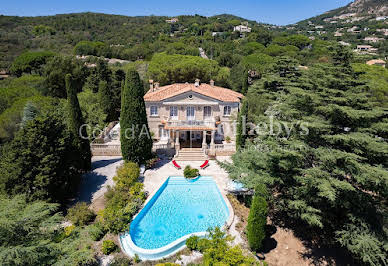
162;117;217;130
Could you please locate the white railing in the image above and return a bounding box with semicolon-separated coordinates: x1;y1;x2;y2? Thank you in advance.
166;118;215;129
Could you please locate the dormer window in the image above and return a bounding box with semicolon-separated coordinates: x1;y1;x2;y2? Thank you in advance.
150;106;158;116
223;106;231;116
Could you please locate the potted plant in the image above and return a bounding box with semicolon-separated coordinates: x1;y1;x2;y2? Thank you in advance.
184;165;200;180
225;136;231;143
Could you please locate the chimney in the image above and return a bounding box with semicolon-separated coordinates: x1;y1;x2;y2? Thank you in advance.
210;79;214;86
149;80;154;91
194;79;200;87
154;82;160;90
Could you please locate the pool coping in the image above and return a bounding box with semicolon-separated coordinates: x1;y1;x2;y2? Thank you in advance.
118;175;235;261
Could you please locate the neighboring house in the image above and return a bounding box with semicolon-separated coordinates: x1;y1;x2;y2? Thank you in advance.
376;29;388;36
144;80;243;155
356;45;378;53
166;18;179;23
339;41;351;46
364;36;384;43
233;25;251;33
376;16;388;21
334;32;343;37
366;59;386;67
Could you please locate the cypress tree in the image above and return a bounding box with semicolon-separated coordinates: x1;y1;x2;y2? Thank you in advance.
98;80;112;121
247;184;268;251
120;69;152;163
66;74;91;171
236;99;248;149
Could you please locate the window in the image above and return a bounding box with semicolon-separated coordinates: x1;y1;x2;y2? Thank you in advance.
170;106;178;119
223;106;231;116
150;106;158;116
204;106;212;118
186;106;195;120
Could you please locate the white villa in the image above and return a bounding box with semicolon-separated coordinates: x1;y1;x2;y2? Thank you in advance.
91;79;243;159
144;79;243;158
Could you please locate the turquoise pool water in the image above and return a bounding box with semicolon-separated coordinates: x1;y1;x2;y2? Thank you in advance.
126;176;229;251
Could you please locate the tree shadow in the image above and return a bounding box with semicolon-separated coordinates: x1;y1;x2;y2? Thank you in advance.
77;172;107;203
91;157;122;170
270;211;355;265
261;224;278;254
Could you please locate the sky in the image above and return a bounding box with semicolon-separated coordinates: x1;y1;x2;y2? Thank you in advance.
0;0;354;25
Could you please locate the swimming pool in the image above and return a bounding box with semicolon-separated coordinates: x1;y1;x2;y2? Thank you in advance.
119;176;230;260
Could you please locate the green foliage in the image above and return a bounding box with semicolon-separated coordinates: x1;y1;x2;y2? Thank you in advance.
87;224;105;241
0;111;80;203
184;165;200;179
78;88;107;138
352;63;388;107
0;195;62;265
110;257;133;266
113;161;140;190
148;53;223;85
120;69;152;164
98;80;113;121
222;46;388;265
21;101;39;127
102;240;118;255
33;25;56;36
66;74;91;171
186;235;200;250
186;227;256;265
74;41;109;57
247;185;268;251
236;99;248;148
10;51;55;77
43;55;88;98
66;202;95;226
98;162;146;233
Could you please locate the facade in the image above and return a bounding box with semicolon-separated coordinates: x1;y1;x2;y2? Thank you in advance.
233;25;251;33
144;80;243;153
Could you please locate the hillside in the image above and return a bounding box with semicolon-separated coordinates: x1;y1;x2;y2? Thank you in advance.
0;12;267;69
286;0;388;58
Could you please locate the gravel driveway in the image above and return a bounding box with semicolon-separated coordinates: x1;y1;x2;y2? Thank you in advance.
78;156;123;210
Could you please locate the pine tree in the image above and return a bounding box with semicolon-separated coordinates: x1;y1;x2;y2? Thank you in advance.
120;69;152;163
66;74;91;171
236;99;248;149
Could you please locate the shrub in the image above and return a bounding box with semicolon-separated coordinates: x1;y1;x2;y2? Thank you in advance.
184;165;199;179
110;257;133;266
66;202;95;226
102;240;118;255
133;254;141;263
155;263;180;266
113;161;140;190
186;235;200;250
247;185;268;251
64;225;75;237
87;224;105;241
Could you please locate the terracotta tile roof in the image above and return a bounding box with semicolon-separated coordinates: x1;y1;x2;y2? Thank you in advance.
366;59;386;65
144;83;243;102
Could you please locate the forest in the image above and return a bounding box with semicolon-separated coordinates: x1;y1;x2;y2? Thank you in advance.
0;11;387;266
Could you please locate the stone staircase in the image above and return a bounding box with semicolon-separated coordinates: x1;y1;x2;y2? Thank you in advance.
174;148;207;161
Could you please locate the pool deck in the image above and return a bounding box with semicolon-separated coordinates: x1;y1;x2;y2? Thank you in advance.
119;156;241;261
142;156;243;245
